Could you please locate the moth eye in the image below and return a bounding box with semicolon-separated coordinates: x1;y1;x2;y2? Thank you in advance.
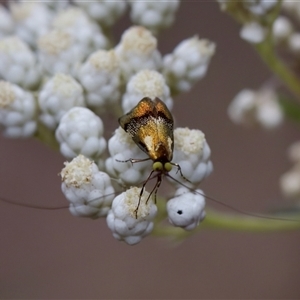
164;162;172;172
153;161;163;171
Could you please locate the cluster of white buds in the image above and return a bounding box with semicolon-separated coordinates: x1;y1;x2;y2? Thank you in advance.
0;6;14;39
280;141;300;199
228;88;284;129
0;36;42;89
163;36;215;94
38;73;85;129
73;0;127;28
168;128;213;188
0;1;217;245
167;187;206;231
272;1;300;57
106;187;157;245
122;69;173;113
77;49;121;112
55;107;106;161
60;154;115;219
10;1;53;49
114;26;162;83
128;1;180;35
217;0;279;44
0;80;37;138
240;22;267;44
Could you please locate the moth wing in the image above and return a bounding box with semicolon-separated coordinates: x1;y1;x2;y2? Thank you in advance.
118;97;155;135
153;97;174;126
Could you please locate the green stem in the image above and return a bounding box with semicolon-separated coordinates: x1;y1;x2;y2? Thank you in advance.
34;121;59;151
152;209;300;240
201;209;300;232
255;41;300;99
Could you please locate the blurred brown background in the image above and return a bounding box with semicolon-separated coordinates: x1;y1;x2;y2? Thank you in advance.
1;2;300;299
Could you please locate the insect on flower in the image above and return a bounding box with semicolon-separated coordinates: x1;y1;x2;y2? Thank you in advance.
118;96;188;217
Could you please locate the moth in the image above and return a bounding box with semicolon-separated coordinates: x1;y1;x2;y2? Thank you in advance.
118;96;187;217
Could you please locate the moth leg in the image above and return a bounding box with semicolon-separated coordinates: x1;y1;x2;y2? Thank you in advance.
170;162;191;183
116;157;151;165
147;174;162;205
134;169;155;218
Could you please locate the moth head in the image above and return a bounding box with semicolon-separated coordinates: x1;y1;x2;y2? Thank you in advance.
153;161;172;173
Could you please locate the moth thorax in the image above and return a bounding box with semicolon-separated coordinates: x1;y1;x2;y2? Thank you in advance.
153;161;172;172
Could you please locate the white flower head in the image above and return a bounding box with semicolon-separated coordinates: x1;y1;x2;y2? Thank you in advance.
115;26;162;82
0;36;42;90
0;81;37;138
272;16;293;44
168;128;213;188
77;49;121;111
240;22;267;44
243;0;278;16
73;0;127;27
0;6;14;39
43;0;70;11
56;107;106;161
105;127;152;186
10;1;53;49
163;36;215;94
38;29;91;76
129;0;180;35
52;7;109;53
228;88;284;129
38;73;85;129
280;163;300;199
106;187;157;245
167;187;206;231
122;69;172;113
61;154;115;218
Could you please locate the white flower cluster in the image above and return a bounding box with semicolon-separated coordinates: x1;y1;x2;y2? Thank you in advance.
10;1;54;49
168;128;213;188
61;124;212;244
272;0;300;57
56;107;106;161
122;69;173;113
217;0;279;44
0;36;42;89
39;73;85;129
167;187;206;231
0;1;217;245
60;154;115;219
129;1;180;35
77;50;121;112
163;36;215;94
0;6;14;39
228;89;284;129
0;81;36;138
280;141;300;199
106;187;157;245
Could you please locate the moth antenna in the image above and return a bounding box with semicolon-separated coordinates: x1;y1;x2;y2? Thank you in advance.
166;174;300;223
0;191;123;211
0;196;69;210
